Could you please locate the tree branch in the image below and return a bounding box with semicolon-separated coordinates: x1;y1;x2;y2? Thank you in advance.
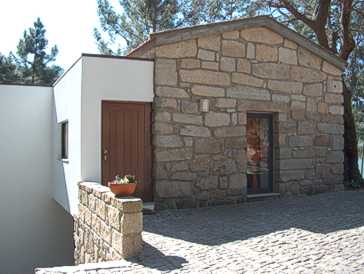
340;0;356;60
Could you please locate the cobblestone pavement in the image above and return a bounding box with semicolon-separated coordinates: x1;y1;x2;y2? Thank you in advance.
132;191;364;274
40;191;364;274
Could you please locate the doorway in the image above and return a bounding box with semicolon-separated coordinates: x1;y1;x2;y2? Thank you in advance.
246;113;274;194
101;101;152;201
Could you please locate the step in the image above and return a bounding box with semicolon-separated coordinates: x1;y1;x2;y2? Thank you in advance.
143;202;156;215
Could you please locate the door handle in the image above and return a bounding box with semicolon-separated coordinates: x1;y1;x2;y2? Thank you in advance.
103;149;108;161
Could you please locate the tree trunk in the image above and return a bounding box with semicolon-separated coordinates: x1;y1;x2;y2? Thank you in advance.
343;79;362;182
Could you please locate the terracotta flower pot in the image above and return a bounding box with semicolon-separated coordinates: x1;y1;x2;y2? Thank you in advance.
108;182;137;197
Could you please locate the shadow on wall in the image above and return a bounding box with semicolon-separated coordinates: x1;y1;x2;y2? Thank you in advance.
143;191;364;246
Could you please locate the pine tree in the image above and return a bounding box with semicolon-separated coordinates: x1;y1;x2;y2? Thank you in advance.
14;18;62;85
94;0;181;54
0;53;19;83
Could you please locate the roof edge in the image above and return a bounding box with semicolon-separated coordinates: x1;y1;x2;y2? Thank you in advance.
148;16;346;70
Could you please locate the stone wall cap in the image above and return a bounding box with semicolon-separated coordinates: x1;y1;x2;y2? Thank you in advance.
129;15;346;70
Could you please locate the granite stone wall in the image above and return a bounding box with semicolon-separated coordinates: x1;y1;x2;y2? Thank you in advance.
74;182;143;264
132;26;345;209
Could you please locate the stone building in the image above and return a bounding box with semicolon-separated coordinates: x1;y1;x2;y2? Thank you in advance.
129;16;346;209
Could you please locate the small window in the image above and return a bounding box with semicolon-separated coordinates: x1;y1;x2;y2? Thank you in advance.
60;121;69;160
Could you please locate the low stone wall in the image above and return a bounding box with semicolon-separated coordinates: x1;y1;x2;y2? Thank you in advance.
74;182;143;264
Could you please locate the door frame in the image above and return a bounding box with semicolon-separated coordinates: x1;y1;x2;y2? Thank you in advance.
101;100;153;201
246;112;275;194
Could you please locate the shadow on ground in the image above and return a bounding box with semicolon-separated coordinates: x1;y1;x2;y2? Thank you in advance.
129;242;187;271
143;191;364;246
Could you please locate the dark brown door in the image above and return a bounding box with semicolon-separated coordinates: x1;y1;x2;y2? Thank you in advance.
102;101;152;201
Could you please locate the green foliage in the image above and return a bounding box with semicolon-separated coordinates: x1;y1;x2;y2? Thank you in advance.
0;18;62;85
94;0;181;54
350;178;363;189
0;53;19;82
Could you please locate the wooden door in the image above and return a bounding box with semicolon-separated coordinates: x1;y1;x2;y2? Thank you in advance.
102;101;152;201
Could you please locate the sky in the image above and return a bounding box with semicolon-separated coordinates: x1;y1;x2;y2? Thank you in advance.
0;0;110;70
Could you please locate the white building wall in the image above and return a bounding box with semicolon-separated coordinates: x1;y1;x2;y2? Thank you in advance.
0;85;74;274
53;59;83;215
81;56;154;183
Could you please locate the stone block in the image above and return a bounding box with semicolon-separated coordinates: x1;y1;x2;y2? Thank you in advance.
156;86;189;98
298;47;322;70
181;100;199;113
205;112;231;127
318;103;328;114
268;80;302;94
220;57;235;72
284;39;297;49
198;35;221;51
120;212;143;235
196;176;219;190
154;135;184;148
298;121;315;135
256;44;278;62
227;86;270;100
326;151;344;164
107;206;120;230
112;198;143;214
180;58;200;69
156;40;197;58
252;63;290;80
198;49;216;61
240;27;283;44
314;135;331;146
280;170;305;182
180;125;211;137
272;94;290;103
155;59;177;85
191;85;225;97
155;97;177;110
322;61;342;76
173;113;203;125
317;123;344;135
223;31;239;39
156;180;192;197
191;156;211;171
288;136;313;146
180;69;230;86
195;138;223;154
222;40;245;57
303;83;322;97
280;159;313;169
154;122;174;134
154;111;171;122
232;73;264;87
327;80;343;94
155;148;193;162
213;159;237;175
279;47;297;65
214;126;244;137
95;198;106;220
99;220;111;244
236;58;251;73
215;98;236;108
290;66;326;83
171;171;197;181
329;105;344;115
246;43;255;59
229;173;246;194
325;94;343;104
201;61;219;70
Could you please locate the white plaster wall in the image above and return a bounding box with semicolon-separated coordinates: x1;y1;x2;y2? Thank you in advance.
81;56;154;182
53;59;83;215
0;85;74;274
